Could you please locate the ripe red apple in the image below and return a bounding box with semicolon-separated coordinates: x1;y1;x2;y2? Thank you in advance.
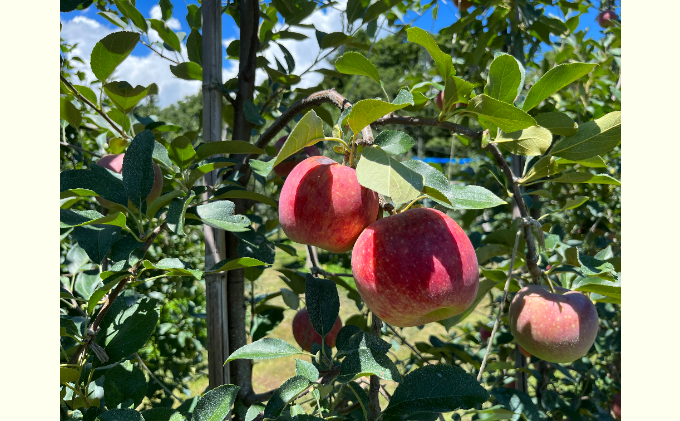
611;392;621;420
480;327;491;342
273;136;321;178
509;285;599;363
279;156;379;253
434;91;465;114
597;9;619;28
351;207;479;327
292;308;343;352
453;0;472;11
95;153;163;208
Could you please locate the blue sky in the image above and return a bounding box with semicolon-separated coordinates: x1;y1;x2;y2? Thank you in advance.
60;0;619;107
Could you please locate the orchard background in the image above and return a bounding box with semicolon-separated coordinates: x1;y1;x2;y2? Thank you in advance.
57;1;625;420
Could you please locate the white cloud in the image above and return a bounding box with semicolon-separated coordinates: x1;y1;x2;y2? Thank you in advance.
150;5;182;30
60;16;206;108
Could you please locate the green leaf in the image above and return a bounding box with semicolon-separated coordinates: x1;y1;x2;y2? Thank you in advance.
400;160;453;207
363;0;401;23
320;32;352;49
546;172;620;186
407;27;455;79
335;51;380;85
494;126;552;156
550;112;621;161
88;273;126;314
518;156;563;184
186;4;201;30
170;62;203;81
562;196;588;210
146;190;187;218
372;131;415;155
104;81;149;114
264;376;311;419
75;269;102;301
61;165;128;205
244;100;266;125
60;98;81;128
347;97;413;134
443;76;474;109
159;0;173;20
485;54;522;104
96;409;144;421
447;185;507;210
90;31;140;81
534;112;578;136
356;146;423;205
141;408;187;421
167;191;196;235
195;200;251;232
103;360;147;408
245;405;265;421
295;359;319;382
60;209;127;229
439;279;500;331
491;388;542;421
466;94;536;133
123;130;156;210
73;225;121;265
305;274;340;339
65;244;90;274
523;63;597;111
554;156;607;168
226;338;305;363
95;293;160;365
256;110;324;176
211;189;278;208
476;244;511;264
186;159;237;187
280;288;300;310
97;11;127;29
168;135;196;169
60;366;81;384
144;258;203;280
339;335;401;382
383;365;489;417
207;257;267;273
571;276;621;299
72;84;98;106
114;0;148;32
346;0;369;22
195;141;264;161
187;29;202;65
149;19;181;52
193;385;240;421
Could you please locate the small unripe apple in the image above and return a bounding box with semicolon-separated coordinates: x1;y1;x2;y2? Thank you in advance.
273;136;321;178
292;308;342;352
597;9;619;28
509;285;599;363
95;153;163;208
434;91;465;114
611;392;621;420
352;207;479;327
453;0;472;11
279;156;379;253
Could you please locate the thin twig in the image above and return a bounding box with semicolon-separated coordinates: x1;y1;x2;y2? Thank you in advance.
60;74;129;140
477;229;522;382
337;401;362;414
385;324;429;364
372;114;481;140
135;353;185;404
60;141;102;158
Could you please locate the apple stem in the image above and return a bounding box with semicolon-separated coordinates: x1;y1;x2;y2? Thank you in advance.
477;228;523;382
399;195;428;213
543;274;556;294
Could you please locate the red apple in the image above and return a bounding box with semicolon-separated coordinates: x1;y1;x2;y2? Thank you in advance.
509;285;599;363
279;156;379;253
454;0;472;11
504;380;516;389
611;392;621;420
273;136;321;178
480;327;491;342
434;91;465;113
292;308;343;352
95;153;163;208
351;207;479;327
597;9;619;28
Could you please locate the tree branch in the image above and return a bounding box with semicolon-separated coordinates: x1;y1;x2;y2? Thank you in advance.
371;114;480;139
135;353;185;404
60;74;129;140
384;323;429;364
60;142;103;158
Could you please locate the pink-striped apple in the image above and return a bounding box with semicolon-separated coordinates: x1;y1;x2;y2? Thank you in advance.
611;392;621;420
351;207;479;327
95;153;163;209
273;136;321;178
292;308;342;352
597;10;619;28
509;285;599;363
279;156;379;253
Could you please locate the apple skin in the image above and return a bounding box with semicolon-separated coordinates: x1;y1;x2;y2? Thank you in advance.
509;285;599;363
279;156;379;253
351;207;479;327
518;344;532;358
292;308;343;352
480;327;491;342
597;9;619;28
454;0;472;11
611;392;621;420
273;136;321;179
95;153;164;208
434;91;465;113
